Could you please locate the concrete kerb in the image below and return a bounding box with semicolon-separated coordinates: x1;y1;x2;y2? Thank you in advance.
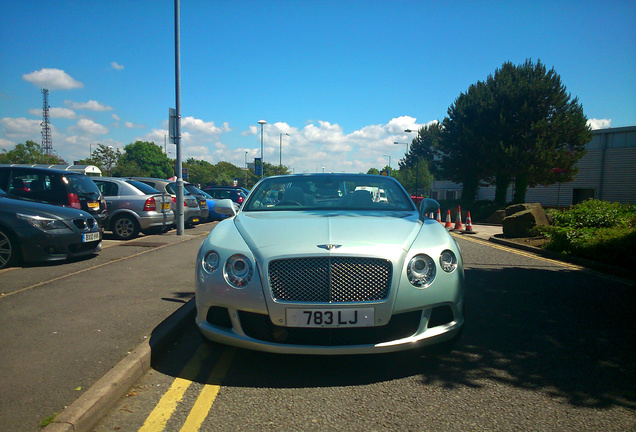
44;298;196;432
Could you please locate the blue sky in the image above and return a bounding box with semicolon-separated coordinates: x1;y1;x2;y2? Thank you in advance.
1;1;634;174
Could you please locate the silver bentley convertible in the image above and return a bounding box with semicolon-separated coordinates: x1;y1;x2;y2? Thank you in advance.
195;173;464;355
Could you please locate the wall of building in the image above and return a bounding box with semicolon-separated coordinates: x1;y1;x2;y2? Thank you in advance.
429;126;636;206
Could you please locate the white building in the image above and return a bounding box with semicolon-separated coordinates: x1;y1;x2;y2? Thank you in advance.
430;126;636;206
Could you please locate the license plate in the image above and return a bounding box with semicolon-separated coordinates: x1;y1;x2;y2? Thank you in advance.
286;308;374;328
82;232;100;242
87;202;99;209
162;202;170;210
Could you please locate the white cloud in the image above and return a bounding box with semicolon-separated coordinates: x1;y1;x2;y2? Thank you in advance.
65;100;114;111
587;118;611;129
111;62;124;70
28;107;76;119
181;117;224;135
22;68;83;90
124;121;145;129
70;119;108;135
112;114;121;121
0;117;42;139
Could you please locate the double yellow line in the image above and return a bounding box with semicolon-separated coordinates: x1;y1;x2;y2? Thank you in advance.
139;345;236;432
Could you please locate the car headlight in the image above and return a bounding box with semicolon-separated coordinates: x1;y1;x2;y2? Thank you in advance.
224;254;253;287
407;254;436;288
17;213;68;231
202;250;220;273
439;249;458;273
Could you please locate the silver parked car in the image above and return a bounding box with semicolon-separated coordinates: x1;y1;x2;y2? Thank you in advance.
93;178;175;240
130;178;202;226
195;173;464;355
183;183;210;221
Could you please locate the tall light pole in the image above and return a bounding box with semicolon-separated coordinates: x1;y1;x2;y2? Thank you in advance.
258;120;266;179
279;133;290;167
404;129;419;198
383;154;392;176
245;151;248;185
174;0;184;235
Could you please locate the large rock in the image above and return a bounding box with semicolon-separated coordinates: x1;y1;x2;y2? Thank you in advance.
502;203;549;238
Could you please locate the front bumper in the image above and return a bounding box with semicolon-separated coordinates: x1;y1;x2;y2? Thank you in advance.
195;303;463;355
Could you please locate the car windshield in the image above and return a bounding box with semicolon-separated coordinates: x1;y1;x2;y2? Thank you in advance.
242;174;415;212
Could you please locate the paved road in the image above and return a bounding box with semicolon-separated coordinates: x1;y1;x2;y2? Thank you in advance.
92;231;636;431
0;222;215;432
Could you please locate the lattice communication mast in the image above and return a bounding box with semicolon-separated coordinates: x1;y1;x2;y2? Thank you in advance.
41;88;53;155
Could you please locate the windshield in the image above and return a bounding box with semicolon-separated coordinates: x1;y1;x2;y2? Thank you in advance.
243;174;415;212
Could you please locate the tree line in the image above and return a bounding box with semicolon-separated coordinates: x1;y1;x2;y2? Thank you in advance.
0;139;290;189
2;59;591;202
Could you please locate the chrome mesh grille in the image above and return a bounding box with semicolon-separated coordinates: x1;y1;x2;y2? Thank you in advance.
268;257;392;303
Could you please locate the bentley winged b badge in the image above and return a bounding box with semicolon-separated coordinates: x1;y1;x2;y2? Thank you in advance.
317;244;342;251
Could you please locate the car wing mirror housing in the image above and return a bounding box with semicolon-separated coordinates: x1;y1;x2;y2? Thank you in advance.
418;198;440;220
214;199;237;217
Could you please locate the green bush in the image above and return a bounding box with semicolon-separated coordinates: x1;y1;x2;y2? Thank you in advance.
538;200;636;269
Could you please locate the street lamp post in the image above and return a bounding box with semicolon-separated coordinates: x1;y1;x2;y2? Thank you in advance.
404;129;419;198
280;133;290;167
245;151;248;185
258;120;267;179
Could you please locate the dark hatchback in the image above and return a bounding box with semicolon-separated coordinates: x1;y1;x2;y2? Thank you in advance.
0;165;107;227
202;186;247;206
0;187;101;269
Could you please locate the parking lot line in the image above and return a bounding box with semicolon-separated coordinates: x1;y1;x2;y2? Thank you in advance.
180;347;236;431
138;343;212;432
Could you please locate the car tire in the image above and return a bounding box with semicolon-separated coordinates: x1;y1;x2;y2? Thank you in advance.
112;215;140;240
0;227;19;269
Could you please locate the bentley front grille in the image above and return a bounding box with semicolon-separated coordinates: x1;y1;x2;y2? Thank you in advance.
268;257;392;303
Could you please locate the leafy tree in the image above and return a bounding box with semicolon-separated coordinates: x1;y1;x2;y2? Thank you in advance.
76;144;121;176
486;60;590;203
393;161;433;197
440;59;591;204
0;140;66;165
112;141;172;179
366;168;381;175
439;80;493;202
401;122;443;177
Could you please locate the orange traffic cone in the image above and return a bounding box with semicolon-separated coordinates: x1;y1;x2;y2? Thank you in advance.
453;206;463;231
444;210;452;228
463;211;476;234
436;208;443;224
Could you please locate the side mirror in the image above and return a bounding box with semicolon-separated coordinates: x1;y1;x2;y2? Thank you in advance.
419;198;440;220
213;199;237;217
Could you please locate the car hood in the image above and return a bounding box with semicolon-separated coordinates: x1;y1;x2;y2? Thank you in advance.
234;211;421;258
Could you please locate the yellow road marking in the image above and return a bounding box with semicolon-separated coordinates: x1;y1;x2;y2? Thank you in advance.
179;348;236;431
453;233;585;270
139;344;212;432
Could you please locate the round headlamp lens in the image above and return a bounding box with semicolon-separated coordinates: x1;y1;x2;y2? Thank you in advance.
440;250;458;273
224;254;253;287
407;254;436;288
203;250;220;273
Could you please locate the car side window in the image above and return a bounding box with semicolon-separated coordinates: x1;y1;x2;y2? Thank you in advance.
95;181;118;196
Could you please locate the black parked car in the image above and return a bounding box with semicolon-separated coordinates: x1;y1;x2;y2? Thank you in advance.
0;187;101;269
0;165;107;227
202;186;247;206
